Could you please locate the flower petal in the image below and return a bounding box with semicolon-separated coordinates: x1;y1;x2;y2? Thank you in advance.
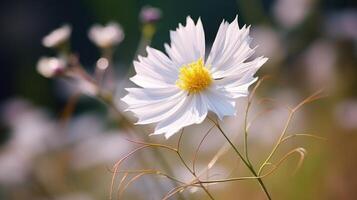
131;47;178;88
152;94;208;139
214;57;268;98
122;87;181;108
164;16;205;67
203;88;236;120
133;92;187;125
122;87;190;125
207;16;255;78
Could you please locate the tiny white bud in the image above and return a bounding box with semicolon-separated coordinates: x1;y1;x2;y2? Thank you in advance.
88;22;124;48
96;58;109;70
42;24;71;48
139;6;162;23
36;57;66;78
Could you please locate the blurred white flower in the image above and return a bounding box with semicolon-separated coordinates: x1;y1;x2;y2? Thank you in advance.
1;99;60;157
37;56;66;78
335;100;357;130
70;131;132;169
303;40;337;91
0;99;60;185
64;113;132;169
324;10;357;41
88;22;124;48
66;114;105;142
42;24;71;48
273;0;313;28
139;5;162;23
251;25;285;63
122;16;267;138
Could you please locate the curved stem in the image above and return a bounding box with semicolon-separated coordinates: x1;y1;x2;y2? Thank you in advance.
258;112;293;175
209;118;272;200
176;152;215;200
244;99;253;166
176;131;216;200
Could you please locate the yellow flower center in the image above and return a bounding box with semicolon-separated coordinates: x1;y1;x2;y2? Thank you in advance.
176;58;213;93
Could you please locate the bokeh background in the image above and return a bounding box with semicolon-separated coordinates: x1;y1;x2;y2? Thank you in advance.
0;0;356;199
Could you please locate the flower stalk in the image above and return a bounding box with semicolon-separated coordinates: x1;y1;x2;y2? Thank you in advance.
209;117;272;200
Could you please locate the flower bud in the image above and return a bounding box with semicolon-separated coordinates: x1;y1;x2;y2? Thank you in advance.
139;6;162;24
88;22;124;49
36;57;66;78
42;25;71;48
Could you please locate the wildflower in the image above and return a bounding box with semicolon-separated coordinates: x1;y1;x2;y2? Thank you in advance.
273;0;312;28
0;99;59;185
88;22;124;49
37;56;66;78
71;131;132;169
303;40;337;91
122;16;267;138
42;24;71;48
251;26;284;63
139;6;162;24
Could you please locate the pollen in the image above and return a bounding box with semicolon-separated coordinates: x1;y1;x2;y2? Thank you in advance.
176;58;213;93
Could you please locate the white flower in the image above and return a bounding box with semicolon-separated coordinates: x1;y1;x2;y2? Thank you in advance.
303;40;337;91
139;5;162;23
0;98;60;185
42;24;71;48
88;22;124;48
273;0;312;28
122;16;267;139
251;26;285;63
70;131;133;169
37;56;66;78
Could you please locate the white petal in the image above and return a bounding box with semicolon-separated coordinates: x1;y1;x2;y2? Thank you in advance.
214;57;267;98
203;88;236;120
221;76;258;98
122;87;190;125
164;16;205;67
131;47;178;88
122;87;180;108
152;94;208;139
219;56;267;79
130;75;174;88
141;47;178;75
207;16;255;78
133;92;187;124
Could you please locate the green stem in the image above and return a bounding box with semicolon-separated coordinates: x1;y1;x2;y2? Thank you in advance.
258;112;293;175
212;119;272;200
176;152;215;200
244;100;253;166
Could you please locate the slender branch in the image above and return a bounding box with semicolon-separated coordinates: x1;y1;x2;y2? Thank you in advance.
192;124;215;174
208;117;272;200
281;133;327;143
118;172;147;199
112;169;186;185
176;130;216;200
258;89;324;176
199;147;306;184
258;111;294;175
